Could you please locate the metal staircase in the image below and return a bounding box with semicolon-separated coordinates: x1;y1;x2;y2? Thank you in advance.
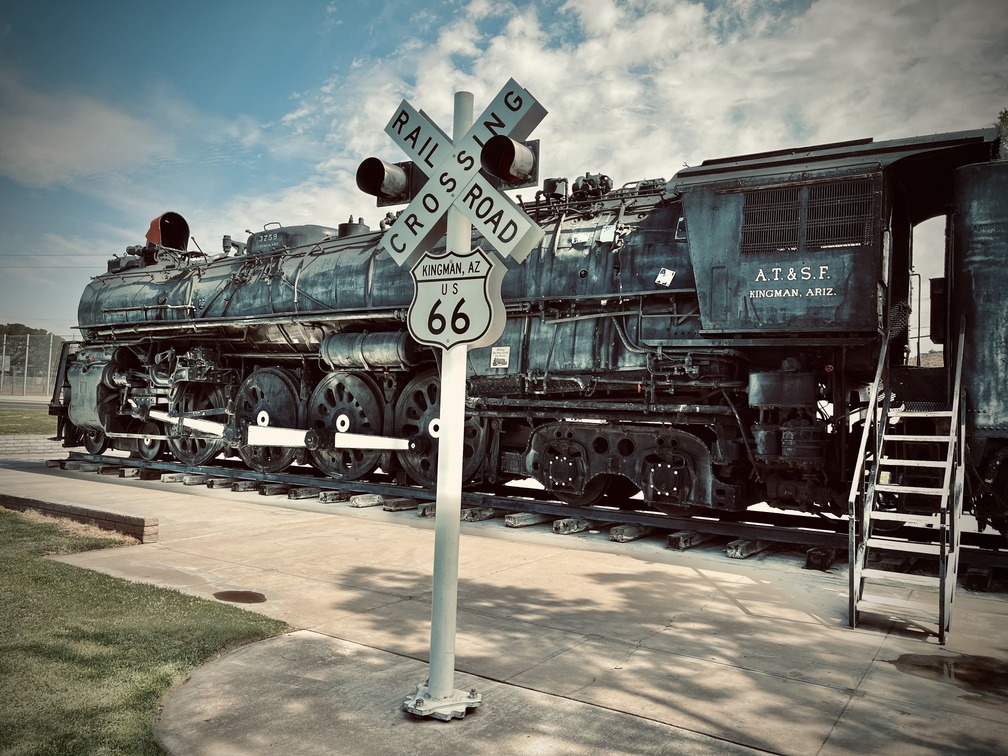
848;319;966;644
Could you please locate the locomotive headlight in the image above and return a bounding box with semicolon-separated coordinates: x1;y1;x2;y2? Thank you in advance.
356;157;413;206
480;136;539;188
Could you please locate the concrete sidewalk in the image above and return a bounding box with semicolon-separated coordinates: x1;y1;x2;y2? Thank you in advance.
2;458;1007;755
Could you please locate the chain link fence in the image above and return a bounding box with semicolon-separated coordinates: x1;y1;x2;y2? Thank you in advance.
0;334;74;398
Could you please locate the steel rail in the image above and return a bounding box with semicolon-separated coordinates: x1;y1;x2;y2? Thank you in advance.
62;451;1008;567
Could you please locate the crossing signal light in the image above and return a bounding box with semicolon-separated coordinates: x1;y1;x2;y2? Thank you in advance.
480;137;539;190
356;158;427;207
358;138;540;207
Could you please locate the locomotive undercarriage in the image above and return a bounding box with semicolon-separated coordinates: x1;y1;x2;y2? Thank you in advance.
57;332;854;520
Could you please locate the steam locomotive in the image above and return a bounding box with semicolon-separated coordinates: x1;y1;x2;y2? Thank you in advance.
50;126;1008;535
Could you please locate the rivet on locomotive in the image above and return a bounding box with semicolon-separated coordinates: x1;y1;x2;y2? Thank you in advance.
50;127;1008;535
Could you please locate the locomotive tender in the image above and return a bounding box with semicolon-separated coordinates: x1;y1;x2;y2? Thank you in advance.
51;126;1008;535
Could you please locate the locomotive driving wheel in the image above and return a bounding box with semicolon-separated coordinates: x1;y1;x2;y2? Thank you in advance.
166;384;228;466
308;372;383;480
393;369;487;489
235;367;303;474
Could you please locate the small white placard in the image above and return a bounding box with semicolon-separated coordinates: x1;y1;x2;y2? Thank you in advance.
490;346;511;369
655;268;677;287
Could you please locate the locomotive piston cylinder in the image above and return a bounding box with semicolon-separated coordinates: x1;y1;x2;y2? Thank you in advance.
66;345;131;432
319;331;420;370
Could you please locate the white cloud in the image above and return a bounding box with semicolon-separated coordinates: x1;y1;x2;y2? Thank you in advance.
7;0;1005;219
3;0;1005;338
178;0;1006;256
0;69;173;188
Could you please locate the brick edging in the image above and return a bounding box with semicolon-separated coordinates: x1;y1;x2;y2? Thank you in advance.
0;434;68;457
0;494;158;543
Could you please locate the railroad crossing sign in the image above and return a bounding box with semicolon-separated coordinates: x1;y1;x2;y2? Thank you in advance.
359;83;547;721
408;246;505;350
378;78;547;267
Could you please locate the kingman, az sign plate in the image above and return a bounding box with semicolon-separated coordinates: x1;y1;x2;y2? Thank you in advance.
407;246;503;349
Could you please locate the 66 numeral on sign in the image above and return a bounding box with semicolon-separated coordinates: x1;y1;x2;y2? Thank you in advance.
427;297;471;336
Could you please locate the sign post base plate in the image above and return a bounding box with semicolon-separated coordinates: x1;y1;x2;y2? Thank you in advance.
403;683;482;720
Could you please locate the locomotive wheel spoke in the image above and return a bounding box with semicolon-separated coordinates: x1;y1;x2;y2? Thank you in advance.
166;384;227;466
235;368;303;474
308;372;383;480
393;369;488;489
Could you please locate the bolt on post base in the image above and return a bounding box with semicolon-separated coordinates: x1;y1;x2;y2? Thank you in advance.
402;684;482;720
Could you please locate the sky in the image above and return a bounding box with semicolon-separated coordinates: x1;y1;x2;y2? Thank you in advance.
0;0;1005;344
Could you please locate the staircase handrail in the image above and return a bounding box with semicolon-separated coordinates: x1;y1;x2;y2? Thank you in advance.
950;315;966;469
847;332;890;520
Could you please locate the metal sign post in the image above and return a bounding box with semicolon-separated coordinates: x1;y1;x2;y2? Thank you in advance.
359;80;546;720
405;92;480;721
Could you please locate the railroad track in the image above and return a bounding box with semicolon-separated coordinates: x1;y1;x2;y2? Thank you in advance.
52;451;1008;573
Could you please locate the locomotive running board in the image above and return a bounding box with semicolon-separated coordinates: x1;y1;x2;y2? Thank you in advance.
147;409;410;451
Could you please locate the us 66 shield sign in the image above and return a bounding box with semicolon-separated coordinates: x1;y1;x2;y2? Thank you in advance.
408;246;505;350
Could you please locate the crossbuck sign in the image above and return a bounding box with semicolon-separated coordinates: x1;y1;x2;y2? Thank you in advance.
380;78;547;268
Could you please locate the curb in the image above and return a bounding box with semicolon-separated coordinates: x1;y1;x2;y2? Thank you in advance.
0;493;158;543
0;434;68;457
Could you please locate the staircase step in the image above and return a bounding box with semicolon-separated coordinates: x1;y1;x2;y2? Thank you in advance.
861;568;941;588
883;434;951;443
875;483;946;496
869;510;941;526
857;595;938;621
878;458;949;469
866;537;941;555
888;409;953;419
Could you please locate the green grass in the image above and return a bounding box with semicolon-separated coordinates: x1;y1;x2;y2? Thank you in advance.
0;406;57;436
0;509;291;755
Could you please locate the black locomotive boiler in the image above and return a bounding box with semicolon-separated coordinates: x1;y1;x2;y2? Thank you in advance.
51;126;1008;535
